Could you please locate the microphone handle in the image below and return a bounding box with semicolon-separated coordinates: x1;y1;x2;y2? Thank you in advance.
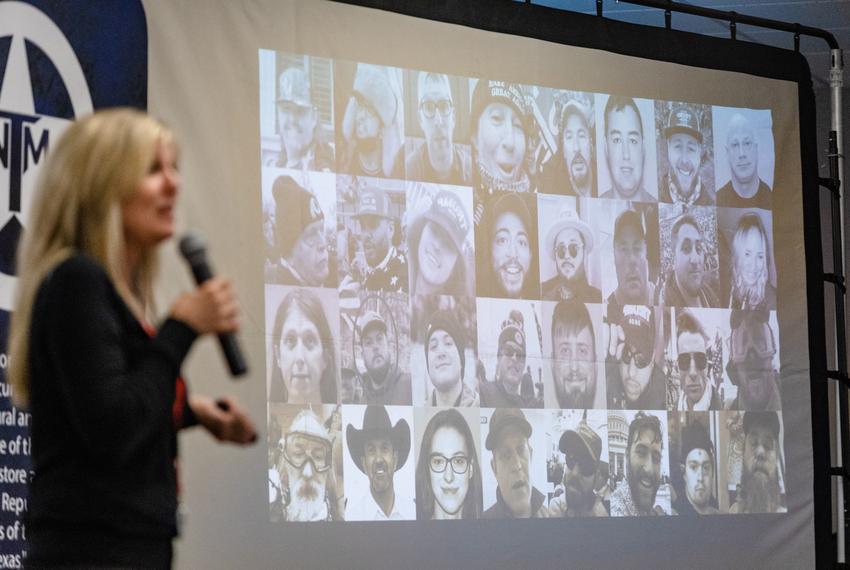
219;333;248;376
191;261;248;377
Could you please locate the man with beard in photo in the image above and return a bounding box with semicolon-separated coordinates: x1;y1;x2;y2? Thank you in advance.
406;72;471;185
727;309;781;411
610;412;668;516
346;406;414;520
348;186;408;293
340;64;404;179
481;310;540;408
480;192;538;299
730;411;786;513
656;215;719;308
608;209;656;306
658;104;715;206
542;204;600;302
276;410;341;521
271;66;334;172
267;176;333;287
549;299;599;409
483;409;548;518
673;420;719;515
548;419;608;517
606;304;666;410
540;98;595;197
358;310;411;405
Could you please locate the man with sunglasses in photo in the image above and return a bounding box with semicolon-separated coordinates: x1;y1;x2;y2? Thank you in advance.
547;419;609;517
481;311;541;408
275;409;342;522
605;304;666;410
675;311;721;411
542;203;601;302
727;309;781;411
406;72;471;185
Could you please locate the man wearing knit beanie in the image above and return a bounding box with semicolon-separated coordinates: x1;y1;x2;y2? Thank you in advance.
673;420;719;515
470;79;534;200
267;175;332;287
424;311;478;407
341;63;404;179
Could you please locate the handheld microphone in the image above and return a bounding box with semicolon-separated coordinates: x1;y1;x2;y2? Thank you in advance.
178;233;248;377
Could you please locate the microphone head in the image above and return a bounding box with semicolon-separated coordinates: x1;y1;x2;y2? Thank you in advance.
179;232;207;265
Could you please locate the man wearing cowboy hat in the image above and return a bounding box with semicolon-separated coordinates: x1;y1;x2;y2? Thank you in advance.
272;66;334;172
548;419;609;517
346;406;414;520
275;409;341;521
541;202;601;302
658;102;715;206
267;175;333;287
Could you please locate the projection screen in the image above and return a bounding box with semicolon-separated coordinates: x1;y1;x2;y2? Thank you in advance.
143;0;821;567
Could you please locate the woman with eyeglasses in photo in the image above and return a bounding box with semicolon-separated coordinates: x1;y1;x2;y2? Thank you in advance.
415;408;483;520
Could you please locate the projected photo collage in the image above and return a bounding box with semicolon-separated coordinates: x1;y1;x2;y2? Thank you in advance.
260;50;786;521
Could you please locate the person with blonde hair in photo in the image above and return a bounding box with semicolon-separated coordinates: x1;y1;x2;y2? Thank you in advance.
8;109;256;567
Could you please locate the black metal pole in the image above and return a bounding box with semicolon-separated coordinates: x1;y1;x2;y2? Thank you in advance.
617;0;838;49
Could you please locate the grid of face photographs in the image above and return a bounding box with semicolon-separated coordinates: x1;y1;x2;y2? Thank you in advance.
260;49;787;522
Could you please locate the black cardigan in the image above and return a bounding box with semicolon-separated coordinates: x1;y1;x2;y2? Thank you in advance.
25;254;197;554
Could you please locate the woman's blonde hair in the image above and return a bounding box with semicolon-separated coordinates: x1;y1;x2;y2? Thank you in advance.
8;108;175;407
